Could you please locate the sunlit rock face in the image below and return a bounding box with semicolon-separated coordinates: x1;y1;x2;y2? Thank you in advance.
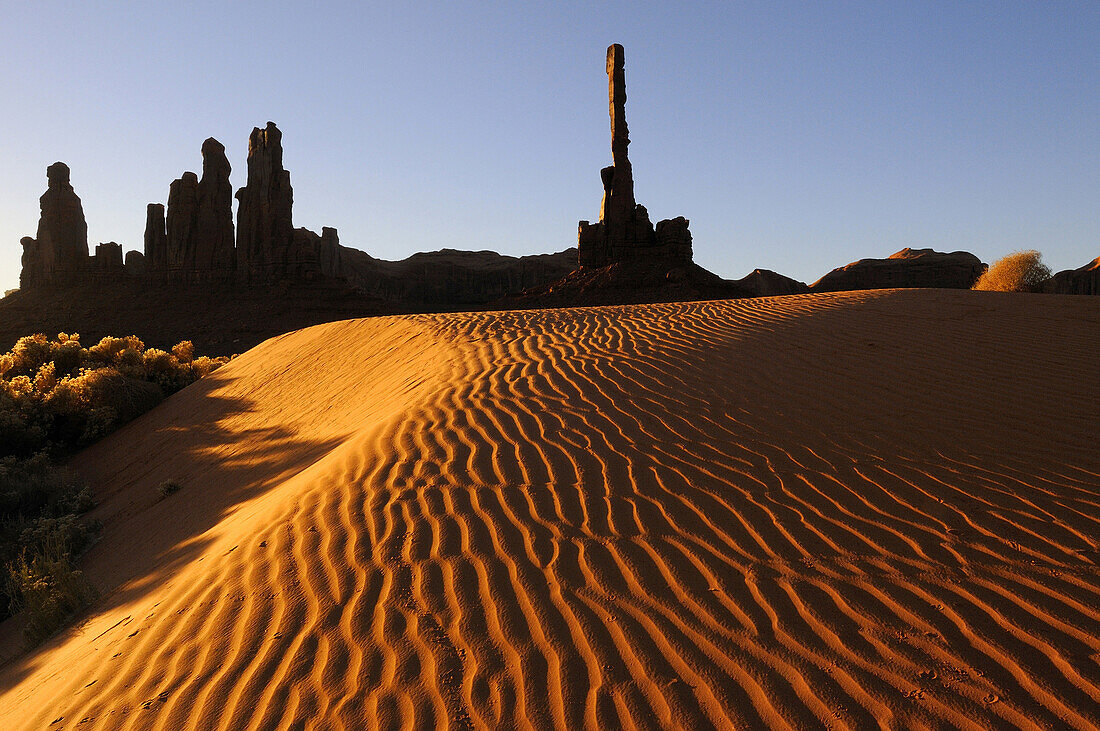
20;162;90;287
578;44;693;268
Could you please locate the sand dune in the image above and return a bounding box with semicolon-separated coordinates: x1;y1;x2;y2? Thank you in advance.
1;288;1098;729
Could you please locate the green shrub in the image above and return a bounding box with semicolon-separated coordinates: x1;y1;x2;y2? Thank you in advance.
6;536;98;647
158;479;182;498
0;333;229;635
973;250;1052;293
0;334;229;457
0;453;99;626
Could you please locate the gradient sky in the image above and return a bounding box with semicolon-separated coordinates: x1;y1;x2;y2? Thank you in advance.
2;1;1097;294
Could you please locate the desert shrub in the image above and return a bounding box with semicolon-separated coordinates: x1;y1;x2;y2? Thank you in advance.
0;333;229;634
158;479;182;498
172;340;194;364
973;250;1052;293
0;334;229;457
0;453;89;517
6;536;98;647
0;454;98;628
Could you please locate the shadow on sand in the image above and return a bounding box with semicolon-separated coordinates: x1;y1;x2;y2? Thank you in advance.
0;366;345;692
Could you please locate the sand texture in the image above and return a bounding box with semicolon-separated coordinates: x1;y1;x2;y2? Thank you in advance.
0;289;1098;729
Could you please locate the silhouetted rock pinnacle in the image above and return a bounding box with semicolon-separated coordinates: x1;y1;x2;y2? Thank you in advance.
166;171;198;279
194;138;236;275
144;203;167;273
163;138;235;283
236;122;295;282
20;162;90;287
578;45;692;268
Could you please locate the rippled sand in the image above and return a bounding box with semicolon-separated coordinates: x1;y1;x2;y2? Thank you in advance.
1;289;1097;729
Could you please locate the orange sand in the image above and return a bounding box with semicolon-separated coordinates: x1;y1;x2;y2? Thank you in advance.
0;289;1097;729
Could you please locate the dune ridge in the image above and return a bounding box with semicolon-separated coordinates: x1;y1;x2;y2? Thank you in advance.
1;289;1098;729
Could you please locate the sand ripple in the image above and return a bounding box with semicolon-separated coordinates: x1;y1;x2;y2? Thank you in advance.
1;289;1098;729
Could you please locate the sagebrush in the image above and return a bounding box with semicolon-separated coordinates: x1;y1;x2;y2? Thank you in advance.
973;250;1052;293
0;333;228;637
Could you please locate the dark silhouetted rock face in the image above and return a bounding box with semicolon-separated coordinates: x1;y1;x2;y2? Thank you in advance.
19;237;40;288
319;228;342;279
291;226;345;280
1046;257;1100;295
124;250;146;276
236;122;295;282
162;139;235;282
93;242;124;274
654;217;693;263
810;248;985;292
732;269;810;297
19;162;90;287
166;172;199;279
578;45;692;268
338;247;577;306
144;203;167;274
193;138;235;274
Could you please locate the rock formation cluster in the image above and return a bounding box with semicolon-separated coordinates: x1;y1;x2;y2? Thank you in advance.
577;44;693;268
15;55;1097;302
19;124;341;289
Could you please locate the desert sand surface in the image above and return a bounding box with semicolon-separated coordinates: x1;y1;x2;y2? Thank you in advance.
0;288;1098;729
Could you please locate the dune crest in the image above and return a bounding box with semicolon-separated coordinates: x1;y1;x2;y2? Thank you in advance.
1;289;1098;729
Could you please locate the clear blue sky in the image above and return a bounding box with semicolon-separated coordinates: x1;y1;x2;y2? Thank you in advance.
2;1;1097;294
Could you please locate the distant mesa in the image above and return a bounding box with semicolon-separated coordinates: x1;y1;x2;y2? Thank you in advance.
733;268;810;297
809;248;985;292
577;44;693;268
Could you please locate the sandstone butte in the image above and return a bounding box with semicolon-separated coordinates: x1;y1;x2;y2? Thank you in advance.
0;288;1097;728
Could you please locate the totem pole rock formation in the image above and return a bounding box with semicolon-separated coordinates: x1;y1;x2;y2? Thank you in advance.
578;44;693;268
19;162;90;287
236;122;295;282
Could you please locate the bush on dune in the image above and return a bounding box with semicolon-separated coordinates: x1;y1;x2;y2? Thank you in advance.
6;534;98;647
972;250;1052;293
0;334;229;455
0;333;229;644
